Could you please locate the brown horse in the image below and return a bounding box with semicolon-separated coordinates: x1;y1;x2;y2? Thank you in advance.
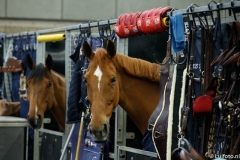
82;40;162;142
26;54;66;132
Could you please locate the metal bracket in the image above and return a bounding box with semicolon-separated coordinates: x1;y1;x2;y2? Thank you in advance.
42;118;51;124
125;132;135;139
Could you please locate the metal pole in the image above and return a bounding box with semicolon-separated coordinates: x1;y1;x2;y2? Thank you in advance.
75;112;85;160
59;123;76;160
167;1;240;16
25;126;29;160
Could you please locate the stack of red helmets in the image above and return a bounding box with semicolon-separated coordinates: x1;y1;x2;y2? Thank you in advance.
114;6;172;38
114;12;141;38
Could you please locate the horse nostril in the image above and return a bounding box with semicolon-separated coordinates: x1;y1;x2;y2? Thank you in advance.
96;131;102;137
35;115;41;125
103;124;107;132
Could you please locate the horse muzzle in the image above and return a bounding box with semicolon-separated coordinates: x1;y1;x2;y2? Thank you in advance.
89;124;108;143
27;115;42;129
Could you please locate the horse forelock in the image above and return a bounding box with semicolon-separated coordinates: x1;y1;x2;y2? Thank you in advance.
27;63;51;82
88;48;115;70
95;48;109;61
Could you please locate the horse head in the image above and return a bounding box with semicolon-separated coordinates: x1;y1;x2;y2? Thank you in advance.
83;40;119;142
26;54;54;129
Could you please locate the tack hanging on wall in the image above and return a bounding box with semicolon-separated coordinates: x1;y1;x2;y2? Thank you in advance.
37;33;65;42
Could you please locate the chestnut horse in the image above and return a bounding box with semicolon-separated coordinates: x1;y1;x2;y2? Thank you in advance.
82;40;162;142
26;54;66;132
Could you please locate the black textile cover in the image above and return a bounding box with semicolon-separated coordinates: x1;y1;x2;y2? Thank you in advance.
66;37;86;124
40;133;62;160
66;36;102;124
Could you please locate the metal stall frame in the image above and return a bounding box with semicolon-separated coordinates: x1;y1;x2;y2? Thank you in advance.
2;19;158;160
167;0;240;17
3;20;158;160
0;116;29;160
3;20;128;160
2;1;240;159
33;19;121;160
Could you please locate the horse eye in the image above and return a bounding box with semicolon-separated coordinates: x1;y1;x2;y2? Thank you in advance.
26;84;28;89
110;77;116;84
47;83;51;88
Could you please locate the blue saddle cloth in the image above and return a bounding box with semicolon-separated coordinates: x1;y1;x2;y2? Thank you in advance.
142;131;156;152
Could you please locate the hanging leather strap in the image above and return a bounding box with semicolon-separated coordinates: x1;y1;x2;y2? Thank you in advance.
180;28;195;138
230;133;240;155
221;22;239;64
147;66;169;132
147;40;170;133
210;23;232;66
204;27;214;93
152;72;172;160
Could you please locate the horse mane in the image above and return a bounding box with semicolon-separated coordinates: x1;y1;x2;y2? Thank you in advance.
27;63;51;82
114;53;161;82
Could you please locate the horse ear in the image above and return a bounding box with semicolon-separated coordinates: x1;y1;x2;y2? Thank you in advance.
82;40;94;59
26;54;35;70
45;54;53;71
106;40;116;58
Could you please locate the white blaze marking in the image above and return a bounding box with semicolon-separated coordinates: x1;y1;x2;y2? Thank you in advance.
35;105;38;119
35;95;38;119
94;65;102;91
